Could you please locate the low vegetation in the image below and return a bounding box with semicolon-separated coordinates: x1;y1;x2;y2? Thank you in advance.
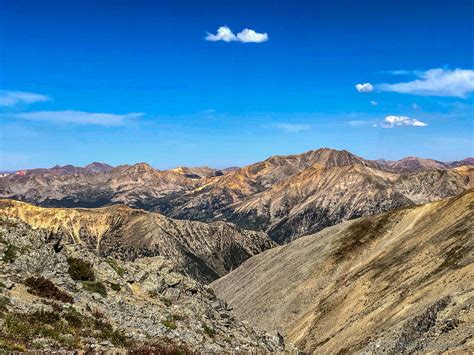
109;282;121;291
160;297;172;307
0;295;10;313
82;281;107;297
67;257;95;281
128;341;192;354
202;324;216;337
106;258;126;277
25;276;74;303
3;245;19;263
161;319;177;330
0;307;129;351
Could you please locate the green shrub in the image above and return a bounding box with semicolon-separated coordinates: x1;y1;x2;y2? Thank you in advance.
160;297;172;307
67;257;95;281
109;282;121;291
161;319;177;330
0;295;10;312
0;339;26;352
63;307;83;328
202;324;216;337
32;309;61;324
82;281;107;297
106;258;126;277
172;314;186;321
25;276;73;303
3;245;19;263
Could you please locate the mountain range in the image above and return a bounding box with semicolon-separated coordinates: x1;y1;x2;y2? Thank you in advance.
2;148;472;243
0;147;472;353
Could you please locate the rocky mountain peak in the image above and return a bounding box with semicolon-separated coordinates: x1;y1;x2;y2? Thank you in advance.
85;162;114;173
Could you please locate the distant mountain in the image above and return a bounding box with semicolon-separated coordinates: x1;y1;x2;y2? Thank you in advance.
385;156;448;172
166;149;473;243
0;199;275;283
448;157;474;167
84;162;114;173
212;190;474;353
171;166;223;179
1;148;472;243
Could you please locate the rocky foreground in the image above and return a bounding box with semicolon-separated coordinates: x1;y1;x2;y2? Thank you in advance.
0;217;283;353
212;190;474;353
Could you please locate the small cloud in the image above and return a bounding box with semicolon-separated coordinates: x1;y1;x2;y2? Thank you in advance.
205;26;237;42
6;110;143;126
355;83;374;93
236;28;268;43
371;100;378;106
412;103;421;111
205;26;268;43
379;115;428;128
378;68;474;98
0;90;50;107
274;123;311;133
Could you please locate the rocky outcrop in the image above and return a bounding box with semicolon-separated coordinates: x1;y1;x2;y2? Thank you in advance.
0;217;284;353
0;200;275;284
212;190;474;353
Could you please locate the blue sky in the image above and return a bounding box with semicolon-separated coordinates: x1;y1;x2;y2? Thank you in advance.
0;0;473;170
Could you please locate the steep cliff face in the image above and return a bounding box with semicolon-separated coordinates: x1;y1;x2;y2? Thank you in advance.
0;217;283;353
0;200;275;283
212;190;474;353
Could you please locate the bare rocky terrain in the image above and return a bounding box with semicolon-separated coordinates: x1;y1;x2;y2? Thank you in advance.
0;200;275;284
212;190;474;353
1;148;472;244
0;216;284;353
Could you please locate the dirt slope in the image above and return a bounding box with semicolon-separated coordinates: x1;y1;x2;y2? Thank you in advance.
212;190;474;353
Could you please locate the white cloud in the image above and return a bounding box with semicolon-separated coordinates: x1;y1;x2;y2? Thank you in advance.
380;115;428;128
205;26;237;42
6;110;143;126
378;68;474;98
0;90;50;107
274;123;311;133
371;100;378;106
355;83;374;93
236;28;268;43
205;26;268;43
